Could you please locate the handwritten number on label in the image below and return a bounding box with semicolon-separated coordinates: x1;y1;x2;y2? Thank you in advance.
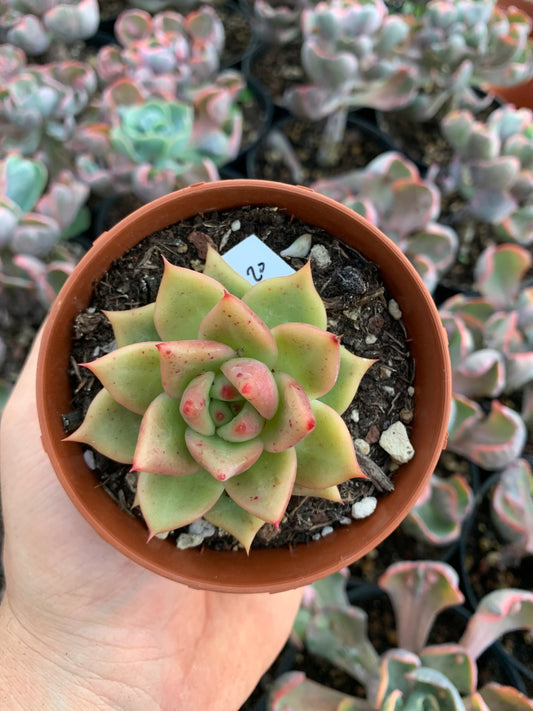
247;262;265;282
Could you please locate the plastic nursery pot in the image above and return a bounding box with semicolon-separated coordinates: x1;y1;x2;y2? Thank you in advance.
36;179;452;594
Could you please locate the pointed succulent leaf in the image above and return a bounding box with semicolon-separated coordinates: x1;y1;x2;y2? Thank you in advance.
460;589;533;660
319;346;375;415
154;258;225;340
199;292;278;367
210;373;241;401
447;393;483;443
203;245;250;298
133;393;198;476
179;371;216;436
306;606;380;685
217;402;265;443
378;561;464;654
137;468;223;539
204;493;265;554
82;342;162;415
104;304;159;347
65;388;141;464
261;371;315;453
269;671;360;711
243;261;327;330
272;322;340;399
479;684;533;711
220;357;279;419
419;644;476;695
158;340;235;399
295;400;364;489
185;430;263;481
224;448;297;525
292;482;342;503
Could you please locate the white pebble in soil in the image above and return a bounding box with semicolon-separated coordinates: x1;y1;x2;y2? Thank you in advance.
379;421;415;464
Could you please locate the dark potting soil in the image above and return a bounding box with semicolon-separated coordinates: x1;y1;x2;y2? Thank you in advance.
65;204;414;551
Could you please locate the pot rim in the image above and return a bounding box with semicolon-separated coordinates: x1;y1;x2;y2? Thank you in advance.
37;179;452;593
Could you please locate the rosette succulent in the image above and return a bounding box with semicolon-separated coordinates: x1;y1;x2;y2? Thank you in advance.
67;247;375;551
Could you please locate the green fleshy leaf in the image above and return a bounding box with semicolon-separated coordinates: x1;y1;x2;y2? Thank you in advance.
154;258;225;340
103;304;159;348
185;430;264;481
133;393;199;476
242;262;327;330
83;342;162;415
180;371;216;436
221;357;279;419
158;340;235;399
262;371;316;453
224;448;297;525
217;402;265;442
65;388;141;464
137;469;224;539
209;399;234;426
420;645;475;695
198;292;278;368
292;483;342;503
319;346;376;415
203;245;250;298
204;493;265;553
295;400;364;489
210;373;241;401
272;322;340;399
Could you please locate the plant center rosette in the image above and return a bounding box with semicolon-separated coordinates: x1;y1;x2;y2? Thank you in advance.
67;246;376;551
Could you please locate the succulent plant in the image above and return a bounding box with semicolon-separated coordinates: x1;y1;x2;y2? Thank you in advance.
95;7;225;94
126;0;208;12
397;0;533;121
71;75;244;202
440;105;533;243
0;0;99;56
0;49;97;174
312;151;458;292
491;458;533;562
281;0;417;166
66;246;376;551
248;0;312;46
271;560;533;710
402;470;474;547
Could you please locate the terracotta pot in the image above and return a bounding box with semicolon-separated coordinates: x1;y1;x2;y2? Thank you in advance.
36;179;451;593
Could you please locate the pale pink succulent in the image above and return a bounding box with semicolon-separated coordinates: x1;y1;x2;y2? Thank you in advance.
67;247;374;551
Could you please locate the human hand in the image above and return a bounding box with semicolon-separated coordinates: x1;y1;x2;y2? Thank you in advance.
0;330;303;711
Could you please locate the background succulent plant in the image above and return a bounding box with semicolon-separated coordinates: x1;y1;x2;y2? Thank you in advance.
67;247;376;551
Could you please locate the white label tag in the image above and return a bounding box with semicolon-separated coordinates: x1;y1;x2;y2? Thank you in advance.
222;234;294;285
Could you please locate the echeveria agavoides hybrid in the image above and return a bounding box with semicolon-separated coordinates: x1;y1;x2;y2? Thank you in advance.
67;246;375;551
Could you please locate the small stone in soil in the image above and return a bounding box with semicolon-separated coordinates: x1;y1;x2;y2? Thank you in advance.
352;497;377;519
379;421;415;464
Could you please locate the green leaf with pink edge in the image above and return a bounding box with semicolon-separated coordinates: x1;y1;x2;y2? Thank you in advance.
272;322;340;399
294;400;364;489
133;393;199;476
204;493;265;554
209;399;233;426
158;340;235;399
224;448;297;524
270;672;361;711
262;372;315;453
198;292;278;367
242;261;327;330
479;684;533;711
419;645;476;695
179;371;216;436
460;588;533;660
474;244;532;309
83;342;163;415
153;258;225;340
217;402;265;442
185;429;264;481
292;483;342;503
202;245;250;298
65;388;141;464
103;304;159;348
373;650;420;705
136;469;223;539
319;347;376;415
210;372;241;401
468;691;490;711
221;357;279;419
378;561;464;654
